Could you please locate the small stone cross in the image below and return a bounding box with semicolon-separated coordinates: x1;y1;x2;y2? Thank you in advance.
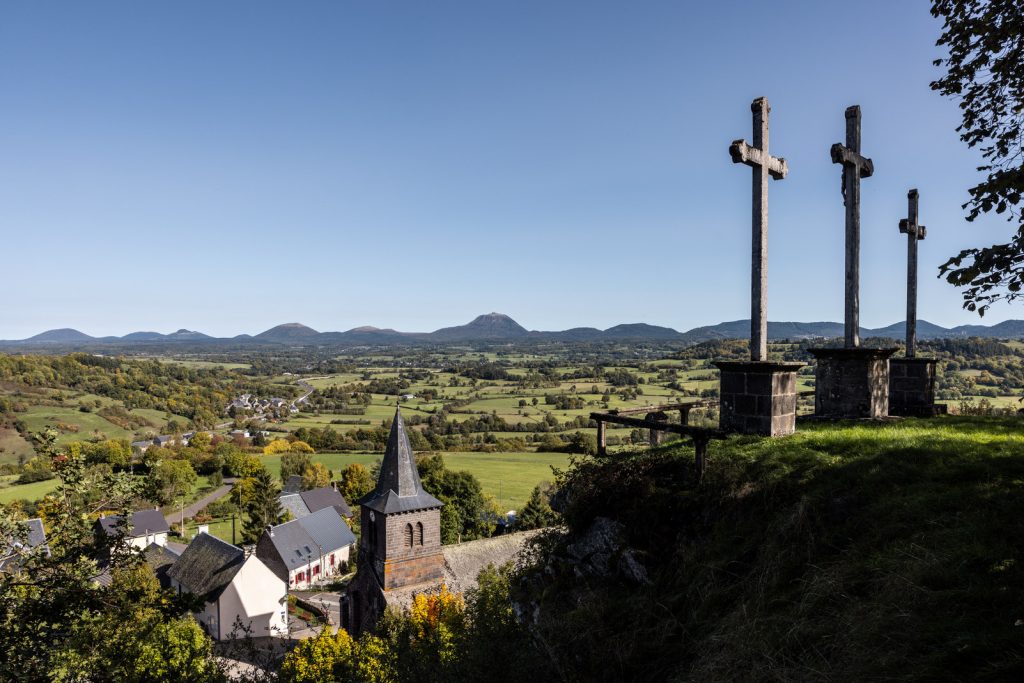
730;97;788;362
899;189;926;357
831;105;874;348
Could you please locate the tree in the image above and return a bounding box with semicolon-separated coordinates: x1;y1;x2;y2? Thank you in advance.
302;462;331;490
338;463;374;503
517;483;560;530
243;468;283;542
265;438;315;455
280;451;314;484
0;430;223;681
931;0;1024;314
188;431;212;450
149;459;198;505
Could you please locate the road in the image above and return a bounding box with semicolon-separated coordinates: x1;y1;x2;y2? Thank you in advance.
163;477;237;528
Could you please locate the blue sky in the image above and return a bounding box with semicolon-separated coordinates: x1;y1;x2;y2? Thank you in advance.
0;1;1018;338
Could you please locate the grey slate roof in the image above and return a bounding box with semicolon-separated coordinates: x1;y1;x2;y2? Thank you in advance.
282;474;304;494
0;518;49;572
167;532;244;600
359;408;442;514
279;493;310;521
300;486;353;518
261;507;355;573
97;509;170;539
144;543;181;589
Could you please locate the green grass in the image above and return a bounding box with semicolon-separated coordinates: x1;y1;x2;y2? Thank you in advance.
0;428;35;465
0;476;59;504
259;450;571;510
523;415;1024;680
17;406;135;445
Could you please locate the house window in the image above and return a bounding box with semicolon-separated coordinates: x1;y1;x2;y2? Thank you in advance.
297;571;304;582
330;554;335;566
404;523;413;548
416;521;424;546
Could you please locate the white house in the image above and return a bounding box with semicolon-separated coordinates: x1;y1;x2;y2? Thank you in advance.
256;506;356;591
167;532;288;640
95;509;170;550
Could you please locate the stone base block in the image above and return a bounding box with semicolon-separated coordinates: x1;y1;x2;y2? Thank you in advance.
713;360;805;436
889;357;938;417
808;347;898;419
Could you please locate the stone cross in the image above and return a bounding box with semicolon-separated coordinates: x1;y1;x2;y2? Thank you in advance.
830;105;874;348
899;189;926;357
730;97;788;362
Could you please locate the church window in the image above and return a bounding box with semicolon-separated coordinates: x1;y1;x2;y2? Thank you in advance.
416;521;424;545
404;523;414;547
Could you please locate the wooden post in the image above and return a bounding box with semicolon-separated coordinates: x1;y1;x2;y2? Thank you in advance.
596;419;607;456
899;189;926;358
646;412;667;447
694;436;709;482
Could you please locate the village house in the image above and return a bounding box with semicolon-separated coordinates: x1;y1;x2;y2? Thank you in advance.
278;484;353;520
256;506;356;591
0;518;49;573
95;508;170;549
167;532;288;640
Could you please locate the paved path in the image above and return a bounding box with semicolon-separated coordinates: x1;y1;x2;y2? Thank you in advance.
292;590;341;632
163;478;237;528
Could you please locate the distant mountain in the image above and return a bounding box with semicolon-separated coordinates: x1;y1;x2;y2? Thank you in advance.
429;313;529;342
24;328;95;343
601;323;683;340
254;323;320;343
4;314;1024;348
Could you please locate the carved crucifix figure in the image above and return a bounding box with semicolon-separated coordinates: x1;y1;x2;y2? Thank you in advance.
899;189;926;357
730;97;788;362
830;105;874;348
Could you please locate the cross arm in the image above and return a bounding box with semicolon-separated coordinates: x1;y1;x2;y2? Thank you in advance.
899;219;926;240
730;139;788;179
830;143;874;178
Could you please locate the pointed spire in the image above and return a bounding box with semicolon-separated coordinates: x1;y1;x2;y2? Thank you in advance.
360;407;442;513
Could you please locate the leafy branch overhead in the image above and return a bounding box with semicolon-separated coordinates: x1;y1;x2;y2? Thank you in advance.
931;0;1024;314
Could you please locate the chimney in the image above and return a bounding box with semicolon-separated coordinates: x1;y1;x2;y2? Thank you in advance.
267;525;274;537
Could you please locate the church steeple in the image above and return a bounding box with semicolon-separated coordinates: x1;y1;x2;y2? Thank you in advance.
360;407;442;514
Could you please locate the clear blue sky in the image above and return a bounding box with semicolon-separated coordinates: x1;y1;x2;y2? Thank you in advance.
1;0;1017;338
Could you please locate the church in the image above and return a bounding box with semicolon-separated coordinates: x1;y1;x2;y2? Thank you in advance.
343;407;536;634
343;407;446;633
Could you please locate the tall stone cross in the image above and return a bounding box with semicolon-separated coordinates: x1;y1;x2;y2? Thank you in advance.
729;97;788;362
830;105;874;348
899;189;926;357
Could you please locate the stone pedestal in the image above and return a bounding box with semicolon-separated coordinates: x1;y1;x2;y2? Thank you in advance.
714;361;804;436
888;357;938;417
808;348;898;419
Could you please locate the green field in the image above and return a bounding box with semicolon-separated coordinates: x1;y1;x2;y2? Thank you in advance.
260;450;571;511
0;427;35;465
0;476;60;504
17;406;135;445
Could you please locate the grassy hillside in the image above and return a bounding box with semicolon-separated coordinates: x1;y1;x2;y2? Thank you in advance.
516;416;1024;681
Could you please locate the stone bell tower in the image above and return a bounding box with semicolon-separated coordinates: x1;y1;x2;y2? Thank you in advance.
344;407;444;633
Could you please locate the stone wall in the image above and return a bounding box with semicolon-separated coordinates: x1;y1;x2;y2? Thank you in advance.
715;361;803;436
889;358;937;417
809;348;896;419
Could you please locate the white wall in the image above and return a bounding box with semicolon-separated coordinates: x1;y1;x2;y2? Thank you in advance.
287;545;351;590
128;531;168;550
218;556;288;640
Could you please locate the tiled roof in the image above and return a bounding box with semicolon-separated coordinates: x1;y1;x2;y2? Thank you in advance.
282;474;304;494
279;493;310;521
300;486;352;518
0;518;49;572
167;533;244;600
97;509;170;538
